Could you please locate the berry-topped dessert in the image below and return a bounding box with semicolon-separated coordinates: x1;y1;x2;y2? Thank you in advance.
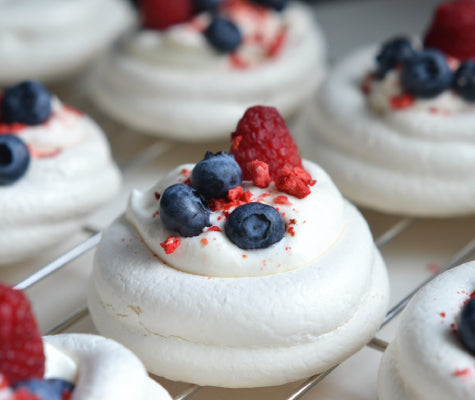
378;260;475;400
89;0;325;141
0;283;172;400
0;0;134;85
88;106;389;388
299;0;475;217
0;80;121;266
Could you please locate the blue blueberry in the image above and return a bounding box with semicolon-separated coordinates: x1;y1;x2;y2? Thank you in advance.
160;184;211;237
191;151;242;199
204;16;242;53
13;379;74;400
375;36;414;79
225;202;285;249
194;0;223;12
459;298;475;354
252;0;288;11
453;61;475;102
0;135;30;185
1;81;52;125
400;50;453;98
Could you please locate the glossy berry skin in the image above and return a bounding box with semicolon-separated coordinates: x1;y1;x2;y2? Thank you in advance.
204;16;242;53
1;81;52;125
191;152;242;199
400;50;453;98
140;0;194;30
194;0;223;12
0;284;45;385
13;379;74;400
375;36;414;79
252;0;288;11
453;61;475;102
160;184;211;237
225;202;285;249
0;135;30;186
459;298;475;354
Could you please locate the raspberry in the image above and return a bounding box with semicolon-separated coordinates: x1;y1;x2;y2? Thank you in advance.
424;0;475;60
0;285;45;385
247;160;271;188
139;0;194;30
230;106;302;180
275;166;312;199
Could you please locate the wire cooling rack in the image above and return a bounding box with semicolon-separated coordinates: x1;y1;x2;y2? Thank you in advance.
6;112;475;399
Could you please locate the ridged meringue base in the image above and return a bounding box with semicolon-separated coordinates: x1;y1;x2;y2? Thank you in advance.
89;3;325;142
88;202;389;388
300;46;475;217
44;334;171;400
0;116;121;266
378;261;475;400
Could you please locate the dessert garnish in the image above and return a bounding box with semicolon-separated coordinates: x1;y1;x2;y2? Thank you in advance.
458;297;475;354
1;81;52;126
374;36;414;79
139;0;289;54
190;151;242;199
158;106;312;249
0;135;30;185
225;202;285;249
159;184;211;237
424;0;475;61
0;283;74;400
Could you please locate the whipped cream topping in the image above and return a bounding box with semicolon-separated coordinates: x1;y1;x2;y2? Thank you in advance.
89;2;325;141
43;334;172;400
89;158;389;387
127;160;344;277
301;45;475;216
378;261;475;400
0;0;134;84
0;99;121;265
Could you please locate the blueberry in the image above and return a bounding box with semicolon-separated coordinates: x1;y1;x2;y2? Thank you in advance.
194;0;223;12
191;152;242;199
453;61;475;102
204;16;242;53
0;135;30;185
225;202;285;249
1;81;52;125
459;298;475;354
159;183;211;237
252;0;288;11
400;50;453;98
375;36;414;79
13;379;74;400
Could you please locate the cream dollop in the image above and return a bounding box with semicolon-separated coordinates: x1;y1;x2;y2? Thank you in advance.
0;100;121;265
300;45;475;216
378;261;475;400
0;0;134;84
44;334;172;400
126;160;344;277
89;2;325;141
88;158;389;387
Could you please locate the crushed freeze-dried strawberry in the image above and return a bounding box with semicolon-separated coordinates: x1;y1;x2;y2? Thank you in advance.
160;236;181;254
247;160;272;188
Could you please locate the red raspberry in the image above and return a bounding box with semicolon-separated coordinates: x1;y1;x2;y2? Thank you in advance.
230;106;302;180
139;0;194;30
424;0;475;60
0;285;45;384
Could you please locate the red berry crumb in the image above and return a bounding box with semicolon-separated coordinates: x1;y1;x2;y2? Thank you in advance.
230;106;303;180
275;166;312;199
424;0;475;60
160;236;181;254
389;93;415;110
247;160;272;188
139;0;194;30
273;195;292;206
0;284;45;385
